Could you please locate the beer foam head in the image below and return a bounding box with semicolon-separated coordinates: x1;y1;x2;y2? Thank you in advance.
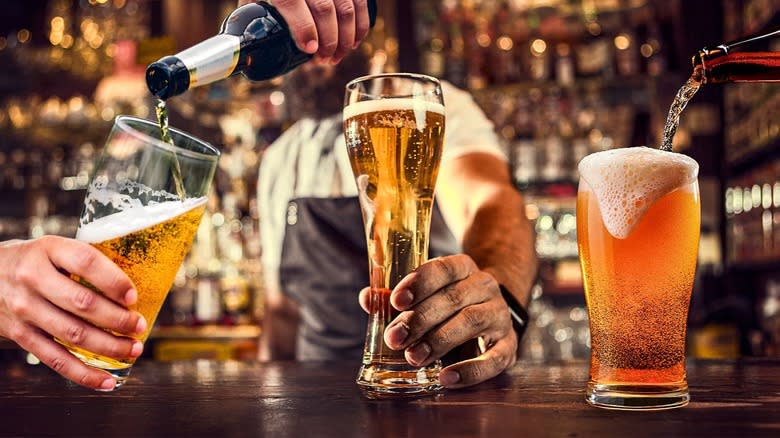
76;197;206;244
578;147;698;239
343;98;444;129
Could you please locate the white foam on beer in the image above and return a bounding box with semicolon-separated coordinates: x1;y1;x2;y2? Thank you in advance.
578;147;698;239
343;98;444;130
76;197;207;244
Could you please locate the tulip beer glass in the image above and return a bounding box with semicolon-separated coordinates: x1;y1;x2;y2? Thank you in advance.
577;147;700;410
343;73;445;397
60;116;219;388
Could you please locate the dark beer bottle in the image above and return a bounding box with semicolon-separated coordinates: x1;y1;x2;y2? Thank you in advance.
146;0;378;100
692;26;780;84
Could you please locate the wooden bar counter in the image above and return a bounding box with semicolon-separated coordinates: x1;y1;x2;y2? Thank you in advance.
1;358;779;437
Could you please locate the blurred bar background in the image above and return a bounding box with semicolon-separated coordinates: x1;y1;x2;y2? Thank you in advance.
0;0;778;365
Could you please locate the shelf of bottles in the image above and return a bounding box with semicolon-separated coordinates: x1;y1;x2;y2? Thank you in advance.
721;0;780;271
413;0;684;302
0;0;153;242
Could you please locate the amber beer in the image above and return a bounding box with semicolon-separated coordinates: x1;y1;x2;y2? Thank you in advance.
344;95;445;396
61;197;207;383
577;147;700;410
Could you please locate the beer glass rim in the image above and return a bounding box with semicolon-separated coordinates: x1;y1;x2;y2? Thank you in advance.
345;72;442;96
114;115;221;162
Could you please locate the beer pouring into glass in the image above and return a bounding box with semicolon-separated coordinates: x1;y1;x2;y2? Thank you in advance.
59;116;220;388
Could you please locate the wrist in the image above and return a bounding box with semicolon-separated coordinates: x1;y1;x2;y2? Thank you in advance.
498;284;529;347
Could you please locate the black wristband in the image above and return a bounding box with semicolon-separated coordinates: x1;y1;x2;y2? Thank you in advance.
499;284;529;342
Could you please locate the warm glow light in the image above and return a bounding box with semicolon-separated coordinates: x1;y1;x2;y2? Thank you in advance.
17;29;31;44
89;34;104;48
269;91;285;106
81;19;94;33
50;34;63;46
497;36;513;51
640;43;654;57
587;22;601;36
476;33;491;48
530;39;547;55
51;17;65;30
614;34;631;50
61;34;74;48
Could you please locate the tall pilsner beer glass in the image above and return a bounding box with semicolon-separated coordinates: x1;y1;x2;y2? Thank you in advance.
344;73;445;397
577;147;700;410
60;116;219;388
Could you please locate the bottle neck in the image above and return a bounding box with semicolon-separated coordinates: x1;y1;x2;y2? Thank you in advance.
694;51;780;84
693;26;780;84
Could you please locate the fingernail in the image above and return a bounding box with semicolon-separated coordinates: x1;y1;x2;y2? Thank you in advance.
406;342;431;365
353;40;361;49
385;323;408;348
124;289;137;306
304;40;318;53
440;369;461;387
100;378;116;391
330;56;342;65
393;289;414;309
134;315;147;335
130;341;144;358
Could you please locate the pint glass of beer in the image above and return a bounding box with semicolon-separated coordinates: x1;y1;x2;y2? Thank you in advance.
577;147;700;410
60;116;219;388
344;73;445;397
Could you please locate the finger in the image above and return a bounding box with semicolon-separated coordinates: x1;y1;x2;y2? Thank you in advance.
237;0;254;6
273;0;320;54
439;337;518;389
12;324;118;391
30;262;146;337
23;294;144;360
352;0;370;47
331;0;356;63
391;255;478;311
40;236;136;307
385;272;496;350
403;301;510;367
358;287;370;313
306;0;339;60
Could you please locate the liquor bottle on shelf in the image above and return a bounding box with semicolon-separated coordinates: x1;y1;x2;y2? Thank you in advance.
146;0;377;100
692;26;780;84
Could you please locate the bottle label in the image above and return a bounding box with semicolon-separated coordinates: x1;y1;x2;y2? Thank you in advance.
177;34;240;87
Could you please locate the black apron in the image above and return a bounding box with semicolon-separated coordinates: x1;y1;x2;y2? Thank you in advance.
279;196;459;361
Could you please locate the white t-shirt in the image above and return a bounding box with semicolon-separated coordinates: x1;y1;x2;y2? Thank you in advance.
257;81;505;292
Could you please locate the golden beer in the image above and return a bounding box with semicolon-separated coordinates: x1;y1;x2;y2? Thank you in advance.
344;94;445;396
61;197;207;379
577;147;700;410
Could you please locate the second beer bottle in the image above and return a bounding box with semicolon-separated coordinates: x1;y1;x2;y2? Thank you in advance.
146;0;378;100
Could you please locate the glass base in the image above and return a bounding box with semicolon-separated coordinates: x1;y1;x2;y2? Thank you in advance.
357;359;442;399
68;349;133;390
586;382;689;411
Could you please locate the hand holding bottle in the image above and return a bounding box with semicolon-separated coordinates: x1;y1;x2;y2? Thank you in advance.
148;1;377;99
238;0;373;64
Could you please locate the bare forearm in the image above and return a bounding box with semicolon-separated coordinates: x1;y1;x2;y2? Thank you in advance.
460;186;537;307
437;153;537;307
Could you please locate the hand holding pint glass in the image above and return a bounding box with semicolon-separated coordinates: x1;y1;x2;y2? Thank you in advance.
577;147;700;410
60;116;219;389
344;73;445;397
